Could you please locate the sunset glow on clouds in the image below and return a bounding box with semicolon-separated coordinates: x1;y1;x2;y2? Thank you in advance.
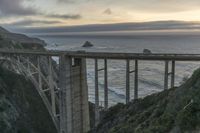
1;0;200;28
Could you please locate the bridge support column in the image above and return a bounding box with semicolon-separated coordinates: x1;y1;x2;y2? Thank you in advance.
49;56;56;116
104;59;108;109
59;55;90;133
126;59;130;104
73;58;90;133
171;60;175;88
134;60;138;100
94;59;100;126
59;55;73;133
27;57;30;72
126;59;139;103
164;61;169;90
37;57;42;90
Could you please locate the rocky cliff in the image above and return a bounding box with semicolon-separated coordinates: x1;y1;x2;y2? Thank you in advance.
0;26;57;133
91;68;200;133
0;66;57;133
0;27;46;47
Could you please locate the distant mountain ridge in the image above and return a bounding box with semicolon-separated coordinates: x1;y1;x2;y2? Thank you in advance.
0;27;9;33
0;26;46;46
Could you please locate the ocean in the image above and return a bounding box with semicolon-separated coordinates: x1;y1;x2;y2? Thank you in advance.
36;33;200;106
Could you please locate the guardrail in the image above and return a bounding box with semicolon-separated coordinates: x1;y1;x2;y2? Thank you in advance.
1;49;200;60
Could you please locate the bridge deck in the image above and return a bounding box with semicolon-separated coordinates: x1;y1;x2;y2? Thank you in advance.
1;49;200;61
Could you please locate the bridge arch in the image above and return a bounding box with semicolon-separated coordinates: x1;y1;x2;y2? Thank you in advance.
0;54;90;133
1;55;60;130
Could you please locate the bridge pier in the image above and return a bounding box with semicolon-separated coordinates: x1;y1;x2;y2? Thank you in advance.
37;57;42;90
104;59;108;109
73;58;90;133
94;59;100;126
164;61;169;90
126;59;139;103
48;56;56;117
164;60;176;90
126;59;130;104
134;60;138;100
94;59;109;126
59;55;73;133
171;60;175;88
58;55;90;133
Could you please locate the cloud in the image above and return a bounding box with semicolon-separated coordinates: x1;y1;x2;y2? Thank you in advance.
2;19;61;27
12;20;200;34
56;0;91;4
115;0;200;13
103;8;112;15
57;0;69;2
0;0;37;16
0;0;82;24
46;14;82;19
57;0;76;4
76;0;200;13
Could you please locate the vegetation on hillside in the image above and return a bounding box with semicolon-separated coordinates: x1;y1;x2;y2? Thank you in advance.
0;27;46;50
0;32;45;50
0;26;46;47
0;26;56;133
91;68;200;133
0;66;57;133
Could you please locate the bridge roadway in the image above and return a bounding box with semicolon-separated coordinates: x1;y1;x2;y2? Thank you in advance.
1;49;200;60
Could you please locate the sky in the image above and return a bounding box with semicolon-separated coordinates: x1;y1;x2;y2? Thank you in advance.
1;0;200;29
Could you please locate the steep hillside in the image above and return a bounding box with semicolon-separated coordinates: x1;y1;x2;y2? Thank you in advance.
0;66;57;133
0;26;51;74
0;26;46;47
0;27;8;33
0;27;57;133
91;69;200;133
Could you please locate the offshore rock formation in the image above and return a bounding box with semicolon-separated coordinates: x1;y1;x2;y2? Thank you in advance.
91;68;200;133
82;41;94;48
143;49;152;54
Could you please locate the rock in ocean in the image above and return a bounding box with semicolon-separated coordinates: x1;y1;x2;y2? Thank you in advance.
82;41;94;48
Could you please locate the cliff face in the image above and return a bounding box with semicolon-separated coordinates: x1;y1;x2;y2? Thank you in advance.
0;66;57;133
92;69;200;133
0;26;46;47
0;27;57;133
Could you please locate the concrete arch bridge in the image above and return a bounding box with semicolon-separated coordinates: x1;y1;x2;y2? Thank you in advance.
1;49;200;133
